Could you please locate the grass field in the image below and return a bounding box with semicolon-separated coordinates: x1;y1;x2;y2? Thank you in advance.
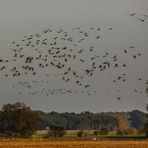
0;139;147;148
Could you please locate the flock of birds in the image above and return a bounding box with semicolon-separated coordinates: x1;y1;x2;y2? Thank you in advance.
0;12;147;101
128;12;148;22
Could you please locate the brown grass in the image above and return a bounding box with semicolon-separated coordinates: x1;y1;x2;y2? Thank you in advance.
0;139;147;148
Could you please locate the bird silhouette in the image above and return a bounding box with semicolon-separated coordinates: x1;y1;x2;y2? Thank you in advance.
0;26;143;99
127;12;136;16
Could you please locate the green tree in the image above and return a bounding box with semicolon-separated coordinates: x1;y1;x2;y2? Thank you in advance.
145;81;148;137
0;102;41;137
144;105;148;137
130;110;145;129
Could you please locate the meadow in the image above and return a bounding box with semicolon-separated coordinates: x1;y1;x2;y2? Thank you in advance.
0;138;147;148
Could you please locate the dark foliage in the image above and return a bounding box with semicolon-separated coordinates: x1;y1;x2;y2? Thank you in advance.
36;110;146;132
130;110;146;129
0;102;41;137
37;111;120;131
77;130;84;137
49;126;65;137
99;128;109;135
144;104;148;137
93;130;99;136
145;81;148;137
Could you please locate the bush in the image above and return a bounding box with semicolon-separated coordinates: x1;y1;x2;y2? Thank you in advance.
77;130;83;137
52;130;65;137
93;130;99;136
116;128;137;136
48;126;65;138
137;129;145;135
124;128;137;135
116;129;123;135
99;128;109;135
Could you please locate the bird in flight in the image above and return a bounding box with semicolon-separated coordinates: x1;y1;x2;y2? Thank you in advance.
135;17;145;22
127;12;136;16
0;26;144;100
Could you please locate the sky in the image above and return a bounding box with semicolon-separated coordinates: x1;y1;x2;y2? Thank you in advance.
0;0;148;113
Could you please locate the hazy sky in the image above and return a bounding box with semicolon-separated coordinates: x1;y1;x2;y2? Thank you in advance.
0;0;148;113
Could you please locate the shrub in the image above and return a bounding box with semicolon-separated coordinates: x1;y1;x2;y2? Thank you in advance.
116;129;123;135
124;128;137;135
77;130;83;137
93;130;99;136
48;126;65;138
99;128;108;135
137;129;145;135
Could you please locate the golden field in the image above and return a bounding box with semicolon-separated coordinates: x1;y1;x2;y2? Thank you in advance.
0;139;147;148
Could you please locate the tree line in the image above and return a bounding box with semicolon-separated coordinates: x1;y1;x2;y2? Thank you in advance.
0;102;147;137
36;110;146;132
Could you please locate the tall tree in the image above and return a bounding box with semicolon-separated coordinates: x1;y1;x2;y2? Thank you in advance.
0;102;41;137
144;105;148;137
130;110;145;129
145;81;148;137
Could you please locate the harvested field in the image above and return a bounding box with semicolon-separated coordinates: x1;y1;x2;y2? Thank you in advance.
0;139;147;148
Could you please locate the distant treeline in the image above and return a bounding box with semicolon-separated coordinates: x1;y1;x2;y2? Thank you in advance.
0;102;147;137
36;110;146;132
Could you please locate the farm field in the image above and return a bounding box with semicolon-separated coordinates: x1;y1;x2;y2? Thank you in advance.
0;139;147;148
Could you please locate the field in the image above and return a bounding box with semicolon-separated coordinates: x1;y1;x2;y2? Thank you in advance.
0;139;147;148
